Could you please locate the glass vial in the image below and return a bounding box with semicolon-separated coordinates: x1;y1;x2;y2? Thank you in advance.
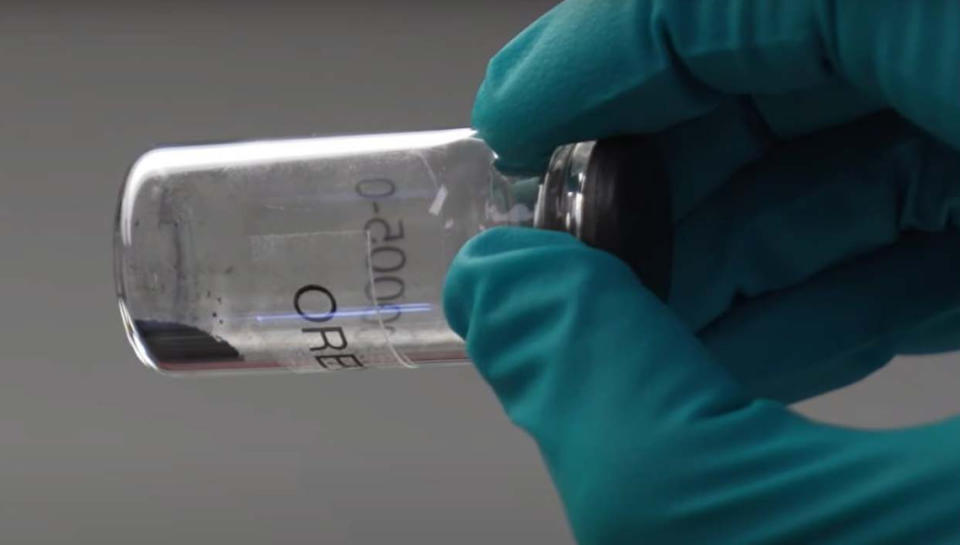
115;129;668;375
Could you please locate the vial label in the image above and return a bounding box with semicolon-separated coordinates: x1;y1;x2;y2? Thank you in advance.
213;231;408;371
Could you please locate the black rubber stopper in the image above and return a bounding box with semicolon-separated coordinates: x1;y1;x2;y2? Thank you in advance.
580;135;673;301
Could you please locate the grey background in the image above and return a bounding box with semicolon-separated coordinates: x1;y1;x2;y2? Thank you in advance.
1;2;958;543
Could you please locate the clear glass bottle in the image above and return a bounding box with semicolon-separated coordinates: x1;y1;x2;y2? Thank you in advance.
115;129;667;375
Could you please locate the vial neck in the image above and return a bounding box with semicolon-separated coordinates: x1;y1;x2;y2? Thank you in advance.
533;141;596;238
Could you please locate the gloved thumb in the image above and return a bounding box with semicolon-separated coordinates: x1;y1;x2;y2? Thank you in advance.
443;226;749;437
444;227;960;544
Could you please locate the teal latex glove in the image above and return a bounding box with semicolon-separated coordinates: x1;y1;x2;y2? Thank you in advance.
446;1;960;543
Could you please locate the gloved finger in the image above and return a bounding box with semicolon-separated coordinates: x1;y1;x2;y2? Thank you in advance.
700;231;960;404
752;80;884;140
443;226;960;544
598;402;960;544
897;310;960;356
443;227;749;432
474;0;960;173
656;89;884;222
652;97;774;222
670;112;960;330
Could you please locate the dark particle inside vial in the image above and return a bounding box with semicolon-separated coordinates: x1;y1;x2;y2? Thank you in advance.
133;320;241;363
212;312;218;318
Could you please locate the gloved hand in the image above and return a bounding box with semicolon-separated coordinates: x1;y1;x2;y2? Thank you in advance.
444;1;960;543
